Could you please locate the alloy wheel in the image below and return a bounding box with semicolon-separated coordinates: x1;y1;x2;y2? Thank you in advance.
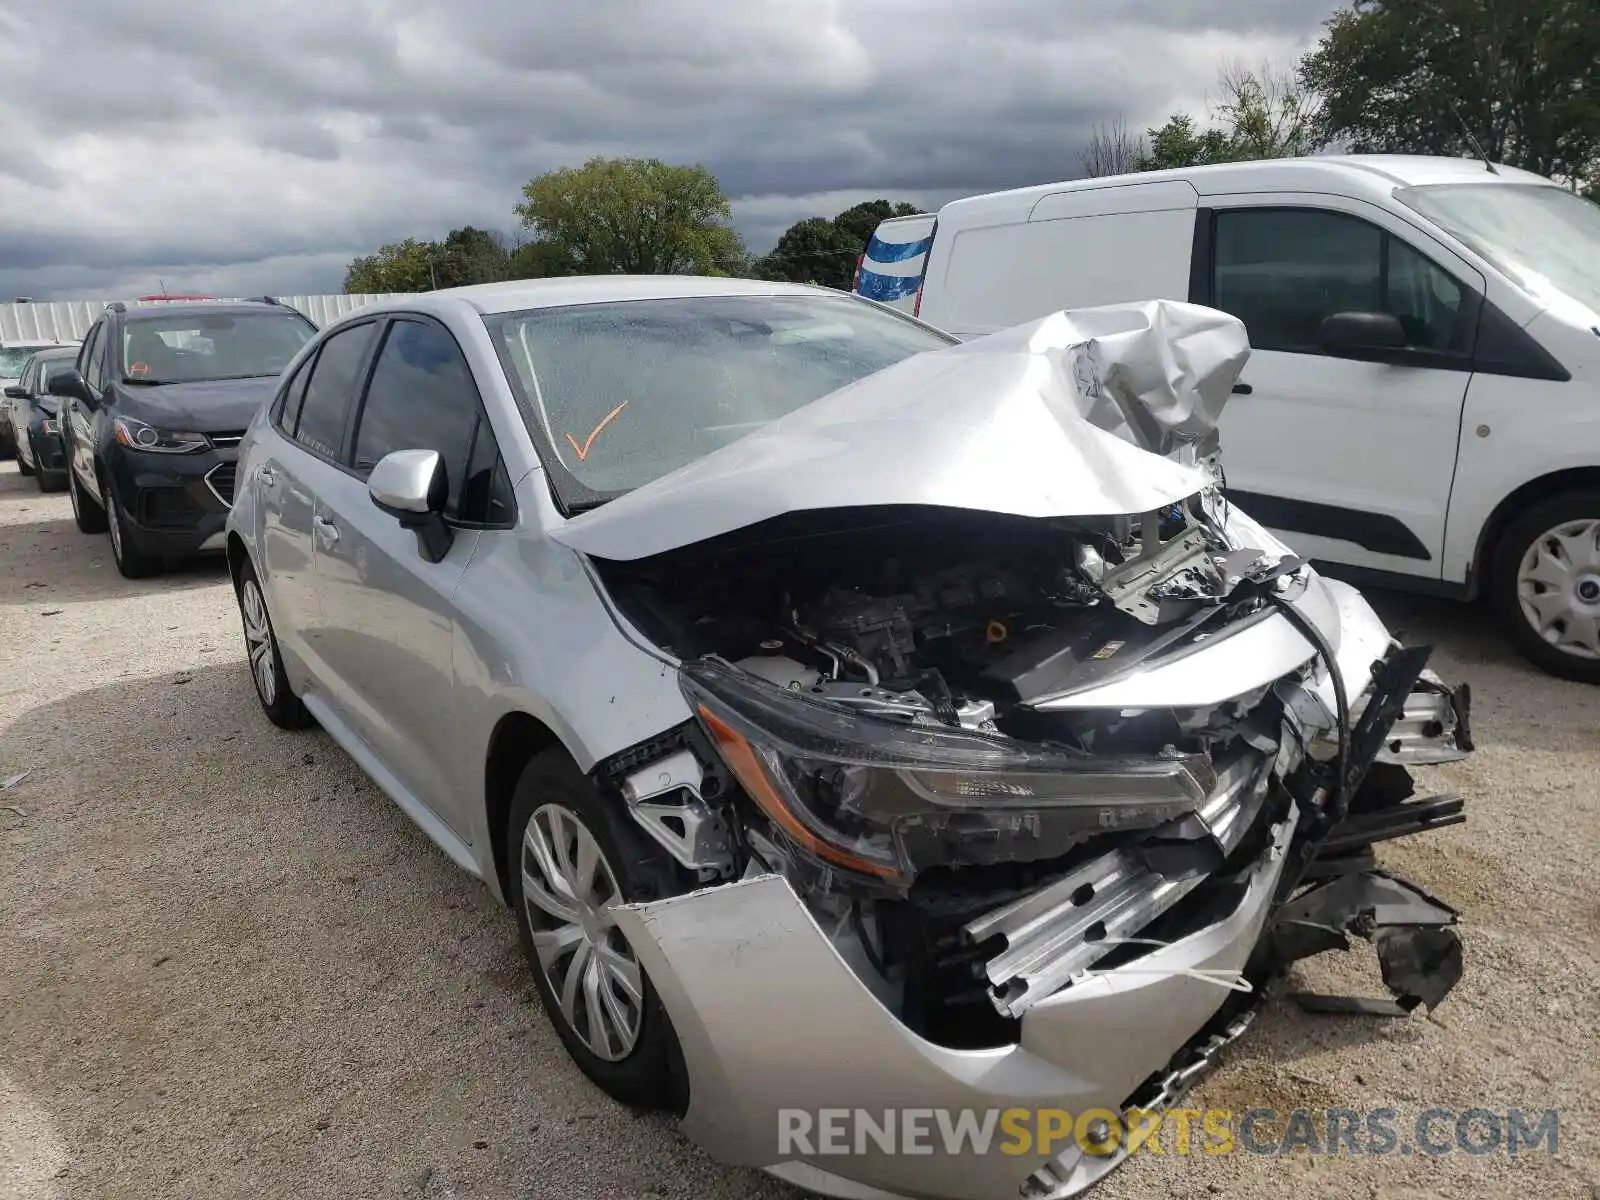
1516;518;1600;661
239;579;278;706
520;804;644;1062
103;481;123;562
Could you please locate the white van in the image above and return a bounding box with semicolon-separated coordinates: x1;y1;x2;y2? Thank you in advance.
897;155;1600;682
853;213;937;312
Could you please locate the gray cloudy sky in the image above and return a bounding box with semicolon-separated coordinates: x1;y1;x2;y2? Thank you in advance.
0;0;1336;300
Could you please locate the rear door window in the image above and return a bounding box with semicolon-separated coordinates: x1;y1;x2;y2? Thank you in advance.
288;321;378;461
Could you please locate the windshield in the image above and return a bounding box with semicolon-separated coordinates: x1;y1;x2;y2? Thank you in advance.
1397;183;1600;320
121;311;315;384
0;346;56;378
487;292;955;507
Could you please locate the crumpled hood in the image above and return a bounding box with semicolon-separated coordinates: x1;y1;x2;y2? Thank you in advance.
550;300;1251;562
112;376;277;432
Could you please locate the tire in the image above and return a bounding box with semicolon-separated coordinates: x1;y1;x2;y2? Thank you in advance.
66;456;108;533
507;750;689;1113
1489;489;1600;684
15;448;33;477
234;558;312;730
103;474;162;579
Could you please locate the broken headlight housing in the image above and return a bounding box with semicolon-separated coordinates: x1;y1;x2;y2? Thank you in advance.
681;658;1216;888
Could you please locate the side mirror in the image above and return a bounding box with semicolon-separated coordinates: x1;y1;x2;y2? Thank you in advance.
3;385;27;400
47;369;94;406
369;448;454;563
1318;311;1407;358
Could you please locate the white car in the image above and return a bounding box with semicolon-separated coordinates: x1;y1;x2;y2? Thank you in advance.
891;155;1600;682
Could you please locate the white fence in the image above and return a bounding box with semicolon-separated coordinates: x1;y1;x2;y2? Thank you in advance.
0;294;401;343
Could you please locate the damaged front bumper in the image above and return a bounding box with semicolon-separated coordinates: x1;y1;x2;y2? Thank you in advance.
611;641;1471;1200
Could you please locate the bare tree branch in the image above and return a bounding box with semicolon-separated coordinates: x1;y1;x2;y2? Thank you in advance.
1079;115;1148;177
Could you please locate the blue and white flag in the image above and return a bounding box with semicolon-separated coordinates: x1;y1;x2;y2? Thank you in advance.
854;216;935;310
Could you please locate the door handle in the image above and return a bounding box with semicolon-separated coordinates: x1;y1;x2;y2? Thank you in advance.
312;515;340;544
1231;382;1254;395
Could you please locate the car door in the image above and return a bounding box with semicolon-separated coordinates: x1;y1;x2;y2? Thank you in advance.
307;316;503;838
65;322;106;489
1198;200;1486;579
8;357;36;456
257;320;381;680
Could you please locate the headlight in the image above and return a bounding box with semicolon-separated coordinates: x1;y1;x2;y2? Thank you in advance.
681;658;1215;887
113;415;209;454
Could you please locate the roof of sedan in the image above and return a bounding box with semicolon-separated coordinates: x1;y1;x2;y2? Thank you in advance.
27;346;77;359
425;275;834;316
121;299;300;323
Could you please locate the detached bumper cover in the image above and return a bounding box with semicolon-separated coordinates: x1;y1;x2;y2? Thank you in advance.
614;805;1299;1200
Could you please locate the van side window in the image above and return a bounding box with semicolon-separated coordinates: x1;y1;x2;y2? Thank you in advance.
1212;209;1467;356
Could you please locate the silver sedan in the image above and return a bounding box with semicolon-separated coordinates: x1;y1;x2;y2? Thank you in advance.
225;277;1473;1200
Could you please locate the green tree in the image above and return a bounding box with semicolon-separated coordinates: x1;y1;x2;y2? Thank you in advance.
753;200;925;289
505;238;578;280
513;156;745;275
751;217;860;288
832;199;923;247
1138;113;1239;170
434;226;509;288
1301;0;1600;183
1135;64;1319;171
343;238;438;293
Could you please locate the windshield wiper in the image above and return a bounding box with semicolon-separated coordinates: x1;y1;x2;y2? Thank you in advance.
121;377;174;386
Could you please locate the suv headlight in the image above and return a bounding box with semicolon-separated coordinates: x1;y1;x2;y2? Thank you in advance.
113;415;209;454
681;658;1215;887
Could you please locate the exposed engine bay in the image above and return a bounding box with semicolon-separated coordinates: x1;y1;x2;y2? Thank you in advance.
593;494;1472;1050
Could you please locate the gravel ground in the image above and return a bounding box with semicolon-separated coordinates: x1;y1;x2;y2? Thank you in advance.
1;457;1595;1200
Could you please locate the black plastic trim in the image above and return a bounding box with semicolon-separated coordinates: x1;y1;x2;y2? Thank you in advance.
1187;207;1213;306
1226;490;1432;561
1472;301;1572;381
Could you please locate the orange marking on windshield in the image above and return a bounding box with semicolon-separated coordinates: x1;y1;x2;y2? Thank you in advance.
564;401;628;462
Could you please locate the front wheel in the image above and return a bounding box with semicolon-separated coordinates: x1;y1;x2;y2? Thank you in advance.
103;476;162;579
15;446;33;477
66;458;107;533
1490;491;1600;684
234;559;312;729
508;750;688;1113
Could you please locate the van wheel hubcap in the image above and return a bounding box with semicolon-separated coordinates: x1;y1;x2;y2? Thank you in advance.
1517;518;1600;660
240;580;277;705
520;805;643;1062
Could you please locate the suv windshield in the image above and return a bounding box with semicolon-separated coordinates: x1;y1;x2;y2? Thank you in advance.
1397;183;1600;320
121;310;315;384
0;346;56;378
487;292;955;508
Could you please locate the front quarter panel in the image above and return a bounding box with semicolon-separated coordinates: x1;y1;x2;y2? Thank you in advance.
447;467;694;863
1443;312;1600;584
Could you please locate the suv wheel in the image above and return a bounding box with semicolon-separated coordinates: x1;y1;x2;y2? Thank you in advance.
15;447;33;478
234;560;311;729
1490;490;1600;684
103;475;161;579
508;750;688;1113
66;459;108;533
